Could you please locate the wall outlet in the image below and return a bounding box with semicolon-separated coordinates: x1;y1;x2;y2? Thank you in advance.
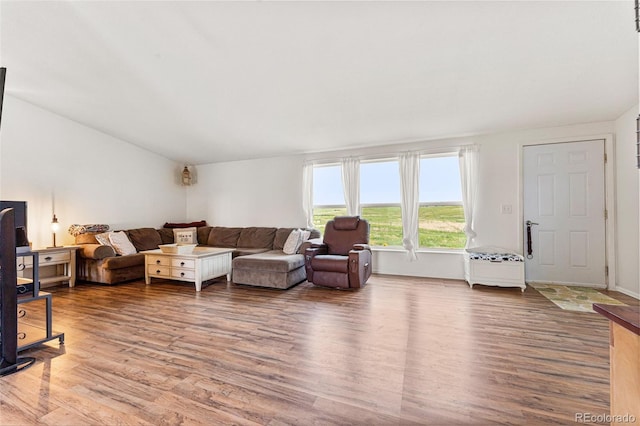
501;204;513;214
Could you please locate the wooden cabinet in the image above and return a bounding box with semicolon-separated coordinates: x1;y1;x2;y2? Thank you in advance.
593;304;640;425
143;248;233;291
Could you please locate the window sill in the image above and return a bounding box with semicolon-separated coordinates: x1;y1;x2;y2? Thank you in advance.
370;246;464;255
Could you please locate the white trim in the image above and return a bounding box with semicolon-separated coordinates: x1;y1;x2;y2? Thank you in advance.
519;133;616;290
372;246;464;255
304;144;473;165
614;285;640;300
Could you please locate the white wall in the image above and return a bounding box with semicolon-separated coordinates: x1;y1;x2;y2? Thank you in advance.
187;156;307;227
0;96;186;248
187;120;624;282
614;104;640;299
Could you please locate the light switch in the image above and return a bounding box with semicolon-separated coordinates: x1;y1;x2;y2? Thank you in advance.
501;204;513;214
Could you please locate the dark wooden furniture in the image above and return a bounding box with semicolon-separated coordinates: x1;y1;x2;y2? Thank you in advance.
17;250;64;352
593;303;640;425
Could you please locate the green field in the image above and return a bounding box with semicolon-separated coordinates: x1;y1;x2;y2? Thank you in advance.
313;205;466;249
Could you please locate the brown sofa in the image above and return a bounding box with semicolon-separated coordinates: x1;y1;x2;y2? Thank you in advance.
75;225;320;289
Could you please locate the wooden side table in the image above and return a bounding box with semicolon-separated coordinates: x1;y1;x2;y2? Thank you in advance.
17;246;78;288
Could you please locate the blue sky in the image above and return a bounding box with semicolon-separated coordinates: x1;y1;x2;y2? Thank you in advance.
313;156;462;205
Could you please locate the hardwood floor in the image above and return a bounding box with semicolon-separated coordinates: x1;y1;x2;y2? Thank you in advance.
2;275;638;425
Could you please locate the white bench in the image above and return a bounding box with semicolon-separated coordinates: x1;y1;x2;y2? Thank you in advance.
463;247;526;292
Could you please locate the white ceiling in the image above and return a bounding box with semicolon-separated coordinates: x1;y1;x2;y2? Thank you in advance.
1;1;637;165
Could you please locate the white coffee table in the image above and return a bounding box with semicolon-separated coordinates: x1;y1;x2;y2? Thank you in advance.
141;247;234;291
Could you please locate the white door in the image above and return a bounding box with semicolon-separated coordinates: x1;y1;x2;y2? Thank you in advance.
523;140;606;287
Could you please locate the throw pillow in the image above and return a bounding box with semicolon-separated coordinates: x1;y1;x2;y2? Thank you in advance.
108;231;137;256
95;232;114;247
173;227;198;244
299;229;311;242
283;229;302;255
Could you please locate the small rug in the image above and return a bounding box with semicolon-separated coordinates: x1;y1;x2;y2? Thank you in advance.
530;283;627;313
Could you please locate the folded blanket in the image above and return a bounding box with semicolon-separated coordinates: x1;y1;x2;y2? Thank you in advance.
68;224;110;236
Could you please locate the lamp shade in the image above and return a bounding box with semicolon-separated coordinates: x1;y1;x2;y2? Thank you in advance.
51;214;60;232
182;166;192;186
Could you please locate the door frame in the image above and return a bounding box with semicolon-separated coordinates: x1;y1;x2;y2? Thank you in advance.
519;134;616;289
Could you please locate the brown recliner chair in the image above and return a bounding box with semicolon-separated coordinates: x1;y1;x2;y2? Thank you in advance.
305;216;372;289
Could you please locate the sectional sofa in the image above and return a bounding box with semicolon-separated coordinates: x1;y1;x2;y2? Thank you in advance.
75;225;320;289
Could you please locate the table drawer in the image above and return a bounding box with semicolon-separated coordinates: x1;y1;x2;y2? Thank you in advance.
148;265;170;277
171;268;195;280
148;256;171;267
17;251;71;268
39;251;71;265
171;258;195;269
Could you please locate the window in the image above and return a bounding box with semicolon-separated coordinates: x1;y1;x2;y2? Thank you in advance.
310;153;466;250
419;155;465;249
360;160;401;246
312;164;346;232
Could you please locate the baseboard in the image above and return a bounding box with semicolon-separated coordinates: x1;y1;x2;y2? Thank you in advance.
612;285;640;300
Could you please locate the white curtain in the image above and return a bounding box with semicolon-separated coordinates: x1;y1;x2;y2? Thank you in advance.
302;162;314;229
459;145;479;249
341;157;360;216
399;152;420;261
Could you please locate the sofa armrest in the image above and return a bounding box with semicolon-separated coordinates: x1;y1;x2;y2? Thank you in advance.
78;244;116;260
352;243;371;251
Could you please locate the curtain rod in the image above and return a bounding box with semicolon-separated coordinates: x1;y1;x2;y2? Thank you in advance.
304;143;477;166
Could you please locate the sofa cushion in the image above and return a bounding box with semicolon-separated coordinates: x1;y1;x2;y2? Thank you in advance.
76;232;99;245
233;250;305;273
157;228;174;244
197;226;212;244
273;228;296;250
274;227;320;250
102;253;145;270
233;248;271;258
237;227;277;249
126;228;162;251
311;255;349;273
208;227;242;247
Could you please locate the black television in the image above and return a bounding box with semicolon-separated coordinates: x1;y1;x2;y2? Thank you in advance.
0;201;29;249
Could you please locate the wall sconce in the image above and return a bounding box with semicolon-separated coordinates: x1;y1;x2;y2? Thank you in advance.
181;165;193;186
51;214;60;247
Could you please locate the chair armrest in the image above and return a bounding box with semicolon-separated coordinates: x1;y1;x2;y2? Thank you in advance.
305;246;328;258
304;245;327;283
78;244;116;260
352;243;370;251
307;238;326;249
348;249;372;288
298;238;324;254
